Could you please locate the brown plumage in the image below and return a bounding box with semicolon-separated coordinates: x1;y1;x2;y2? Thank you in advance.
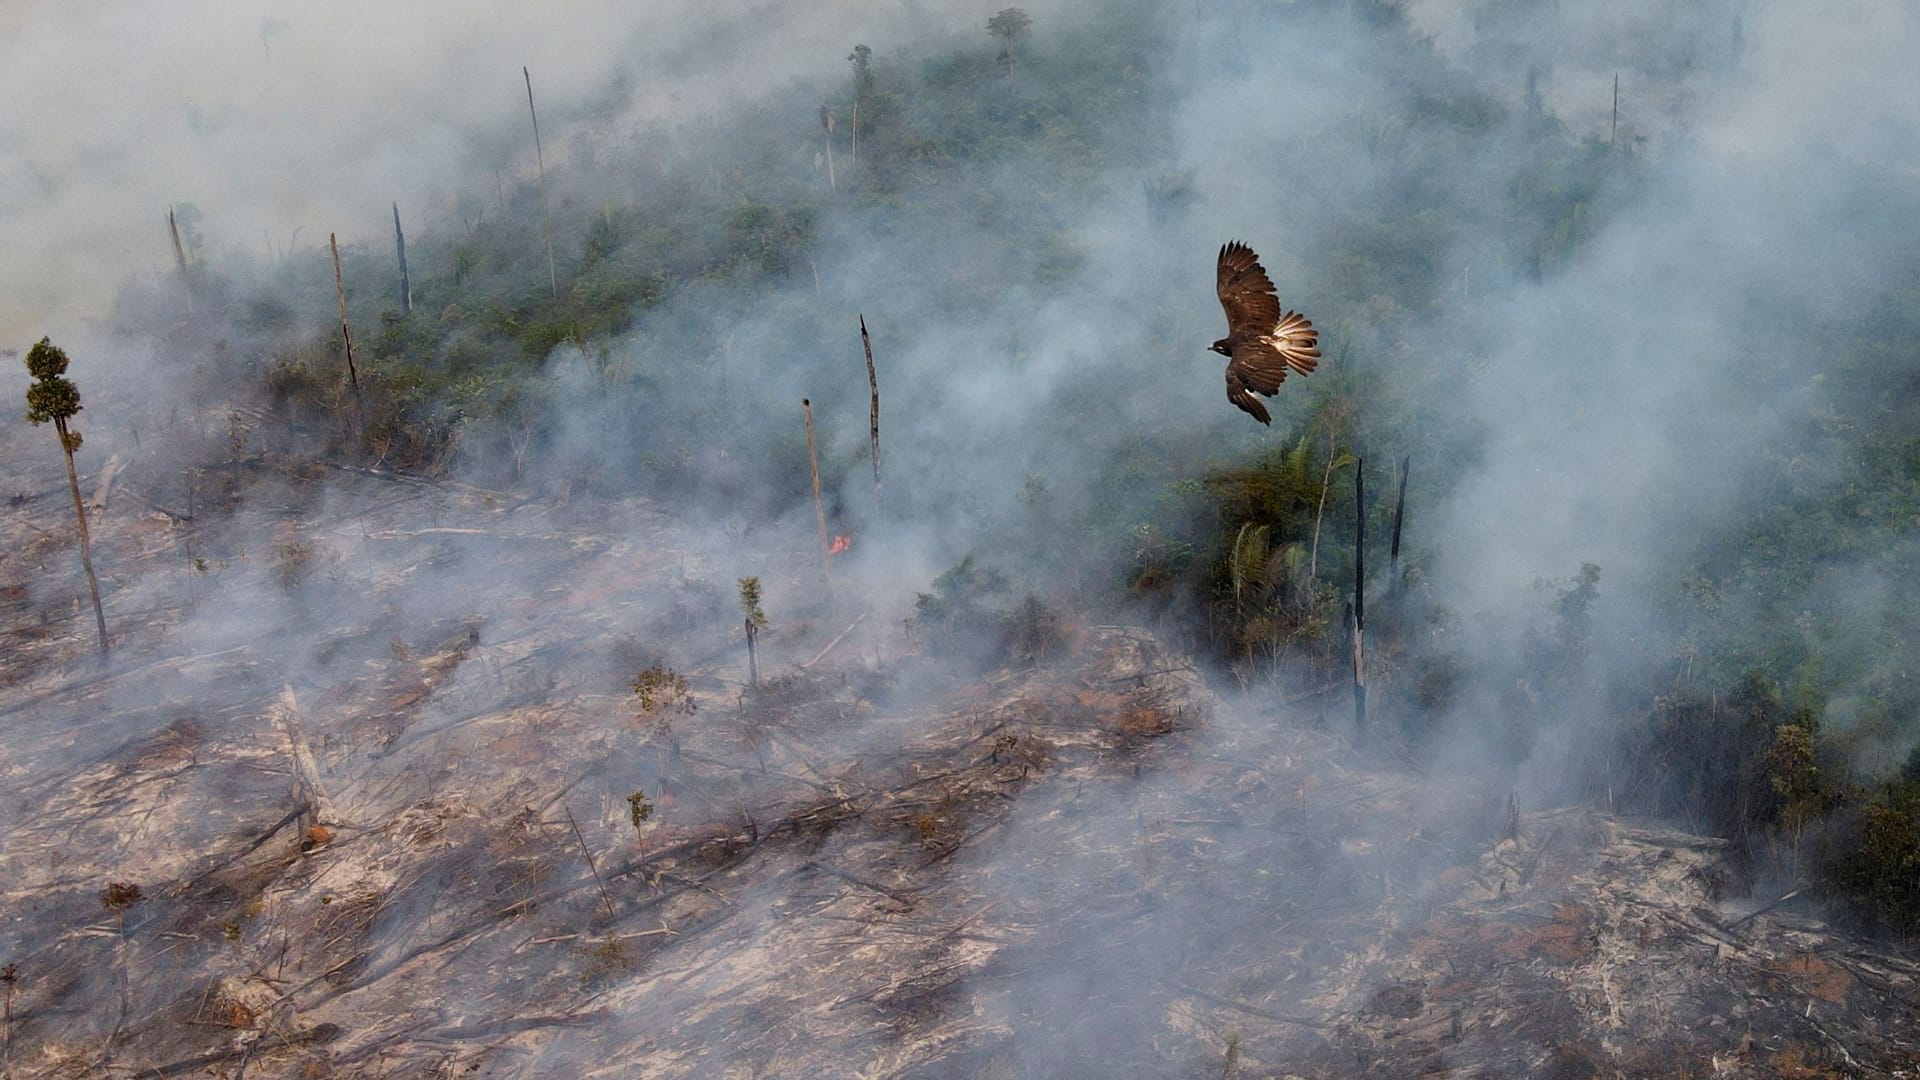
1211;240;1320;425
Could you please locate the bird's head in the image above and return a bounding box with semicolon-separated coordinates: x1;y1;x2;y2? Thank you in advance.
1208;338;1231;357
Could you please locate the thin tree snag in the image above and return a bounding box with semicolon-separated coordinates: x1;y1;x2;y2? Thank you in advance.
804;398;833;590
1611;72;1620;148
564;804;616;918
820;107;837;192
274;685;341;831
392;203;413;315
525;66;558;299
57;417;108;654
1308;416;1349;584
861;315;881;508
1352;457;1367;742
329;233;364;420
167;206;195;316
1390;454;1409;588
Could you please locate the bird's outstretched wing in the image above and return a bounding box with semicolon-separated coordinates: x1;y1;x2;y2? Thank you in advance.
1216;241;1279;338
1226;369;1274;425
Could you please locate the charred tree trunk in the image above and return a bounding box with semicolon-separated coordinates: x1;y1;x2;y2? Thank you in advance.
525;67;558;299
564;804;616;918
861;315;881;508
1352;457;1367;742
57;418;108;654
804;398;833;591
392;203;413;315
3;961;16;1059
745;619;760;687
167;206;195;317
1390;454;1409;589
330;233;365;423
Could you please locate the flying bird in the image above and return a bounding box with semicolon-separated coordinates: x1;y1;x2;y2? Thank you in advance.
1211;241;1320;425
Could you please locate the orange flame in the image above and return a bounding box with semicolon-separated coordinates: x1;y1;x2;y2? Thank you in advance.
829;534;852;556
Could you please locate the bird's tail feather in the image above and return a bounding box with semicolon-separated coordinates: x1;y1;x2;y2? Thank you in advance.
1273;311;1320;377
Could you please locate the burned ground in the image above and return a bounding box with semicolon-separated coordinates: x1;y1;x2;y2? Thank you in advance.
2;455;1917;1079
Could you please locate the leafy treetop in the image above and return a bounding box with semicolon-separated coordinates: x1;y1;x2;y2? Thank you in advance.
738;576;769;629
987;8;1032;49
24;336;84;452
24;337;83;425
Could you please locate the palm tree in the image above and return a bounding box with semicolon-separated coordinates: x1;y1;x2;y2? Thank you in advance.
987;8;1032;69
23;337;107;653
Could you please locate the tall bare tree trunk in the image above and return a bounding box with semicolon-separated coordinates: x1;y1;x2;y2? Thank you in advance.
803;398;833;590
57;418;107;654
1310;467;1332;582
1390;454;1409;589
1352;458;1366;742
820;108;837;192
4;961;17;1065
167;206;195;316
330;233;365;423
1309;445;1342;582
860;315;881;508
525;67;558;299
392;203;413;315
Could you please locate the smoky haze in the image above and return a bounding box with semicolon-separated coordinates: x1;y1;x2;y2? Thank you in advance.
0;0;1076;341
3;0;1919;1073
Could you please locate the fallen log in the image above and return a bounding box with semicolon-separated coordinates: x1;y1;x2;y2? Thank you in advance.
182;802;311;888
803;859;916;906
273;686;341;830
1165;980;1332;1029
0;646;252;723
88;453;124;511
1729;889;1801;931
803;609;871;669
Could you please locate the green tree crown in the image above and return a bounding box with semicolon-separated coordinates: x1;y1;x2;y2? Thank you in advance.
26;337;69;380
738;576;769;629
987;8;1032;49
987;8;1031;42
23;337;83;428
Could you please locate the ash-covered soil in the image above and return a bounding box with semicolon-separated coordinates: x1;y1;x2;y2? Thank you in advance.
2;458;1918;1079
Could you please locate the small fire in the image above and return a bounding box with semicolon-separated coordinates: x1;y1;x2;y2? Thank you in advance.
829;534;853;556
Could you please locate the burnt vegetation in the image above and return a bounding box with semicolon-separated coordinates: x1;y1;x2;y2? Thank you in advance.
6;0;1920;1074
